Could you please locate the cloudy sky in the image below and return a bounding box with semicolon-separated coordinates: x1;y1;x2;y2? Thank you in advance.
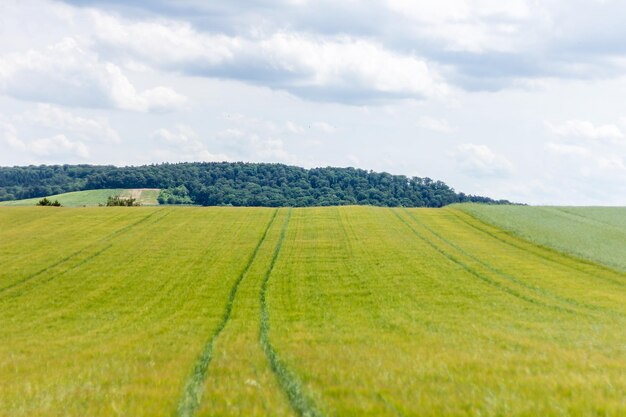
1;0;625;205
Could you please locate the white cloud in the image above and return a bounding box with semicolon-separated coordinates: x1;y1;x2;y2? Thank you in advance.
153;125;227;162
89;10;236;68
386;0;533;53
0;37;186;112
247;134;296;163
153;125;198;145
89;11;449;102
217;128;246;139
544;119;626;180
84;0;535;55
547;120;625;143
285;121;305;134
312;122;337;133
216;113;302;164
12;0;626;97
543;124;626;194
15;104;120;143
280;121;337;134
29;134;90;158
455;143;513;177
224;112;274;127
2;121;89;159
346;154;361;166
416;116;455;133
105;64;187;112
545;142;589;156
596;155;625;172
258;34;449;100
387;0;531;22
1;122;22;150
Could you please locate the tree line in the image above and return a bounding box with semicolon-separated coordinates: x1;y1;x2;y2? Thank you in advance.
0;163;511;207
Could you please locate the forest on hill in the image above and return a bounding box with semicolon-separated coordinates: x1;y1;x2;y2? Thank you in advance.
0;163;510;207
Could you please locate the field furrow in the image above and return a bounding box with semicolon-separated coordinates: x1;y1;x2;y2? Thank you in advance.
394;209;582;316
447;209;626;304
401;208;623;318
456;204;626;272
197;208;295;417
0;207;277;416
175;209;279;417
259;208;327;417
265;207;625;416
0;208;167;294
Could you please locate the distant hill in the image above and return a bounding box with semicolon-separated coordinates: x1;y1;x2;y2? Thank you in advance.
0;189;160;207
0;162;511;207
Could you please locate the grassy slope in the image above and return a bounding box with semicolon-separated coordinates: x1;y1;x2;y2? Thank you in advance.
268;207;625;416
457;204;626;271
0;206;624;416
0;207;285;417
0;189;160;207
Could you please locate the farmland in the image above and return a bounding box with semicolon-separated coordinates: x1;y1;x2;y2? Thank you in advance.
459;204;626;271
0;189;160;207
0;206;624;416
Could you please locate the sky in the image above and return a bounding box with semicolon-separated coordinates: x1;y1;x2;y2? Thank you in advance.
1;0;625;205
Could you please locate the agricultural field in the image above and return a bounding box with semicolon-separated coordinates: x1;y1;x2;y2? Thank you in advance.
0;206;624;416
0;188;160;207
458;204;626;271
119;189;161;206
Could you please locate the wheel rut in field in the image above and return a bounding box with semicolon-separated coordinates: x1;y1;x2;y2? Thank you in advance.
11;210;214;335
0;209;169;296
175;209;279;417
448;209;626;287
402;209;619;318
259;209;326;417
393;210;582;316
549;207;621;229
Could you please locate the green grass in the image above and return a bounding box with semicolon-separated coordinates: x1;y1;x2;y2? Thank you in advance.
0;206;624;416
457;204;626;271
0;188;160;207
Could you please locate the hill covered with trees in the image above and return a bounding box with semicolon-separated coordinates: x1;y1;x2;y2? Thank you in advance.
0;163;510;207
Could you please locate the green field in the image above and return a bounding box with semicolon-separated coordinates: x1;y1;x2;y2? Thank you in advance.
0;206;624;416
458;204;626;271
0;188;160;207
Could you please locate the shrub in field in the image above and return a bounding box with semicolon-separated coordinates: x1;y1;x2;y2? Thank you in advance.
36;198;61;207
103;196;140;206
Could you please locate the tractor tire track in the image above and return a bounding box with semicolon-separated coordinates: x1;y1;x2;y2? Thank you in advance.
259;208;326;417
0;209;169;296
449;209;626;287
10;210;221;336
393;210;583;316
402;209;622;318
175;209;279;417
549;207;622;229
58;211;226;340
1;243;113;301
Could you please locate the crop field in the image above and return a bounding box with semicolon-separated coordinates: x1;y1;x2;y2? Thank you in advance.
119;189;161;206
459;204;626;271
0;206;624;416
0;189;160;207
